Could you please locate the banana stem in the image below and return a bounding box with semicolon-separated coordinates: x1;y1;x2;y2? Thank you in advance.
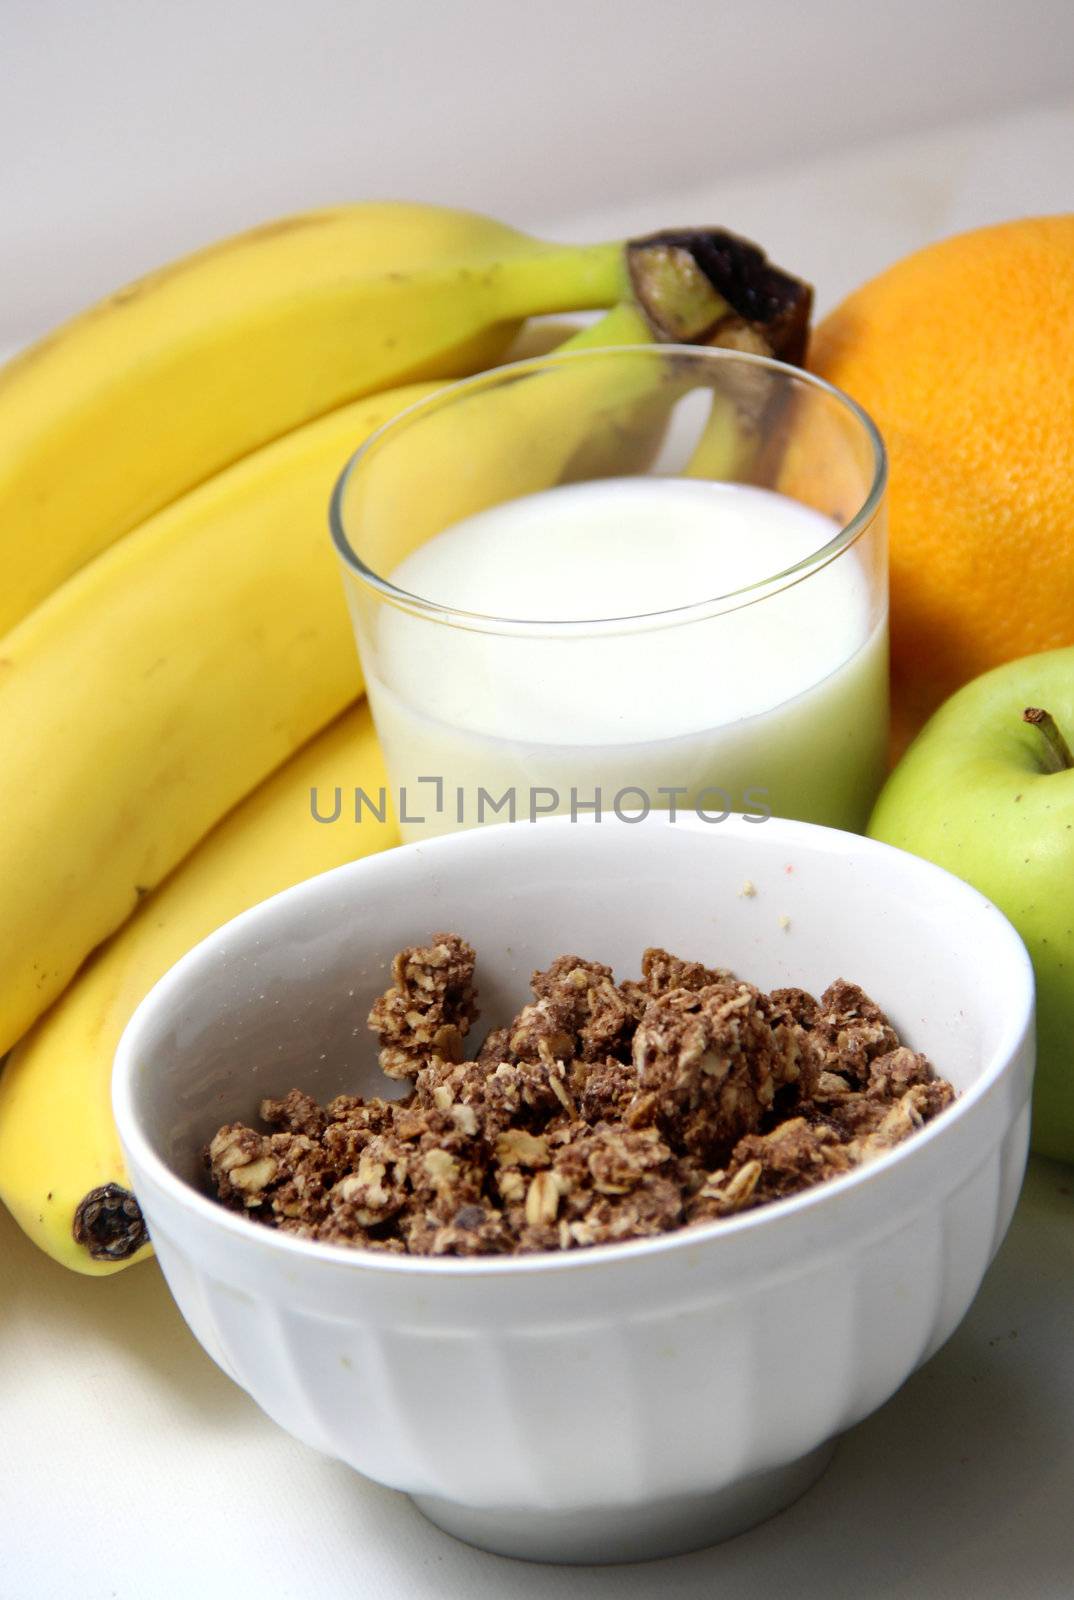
1024;707;1074;772
623;230;814;486
496;240;627;319
512;302;679;486
627;229;813;364
561;300;652;349
499;230;813;362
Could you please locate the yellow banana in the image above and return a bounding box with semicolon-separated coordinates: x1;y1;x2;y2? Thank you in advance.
0;702;394;1275
0;202;626;633
0;377;442;1058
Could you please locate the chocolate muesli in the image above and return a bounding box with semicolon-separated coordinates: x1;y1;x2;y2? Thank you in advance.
207;933;955;1256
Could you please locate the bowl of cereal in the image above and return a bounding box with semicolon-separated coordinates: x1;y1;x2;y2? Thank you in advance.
113;813;1034;1564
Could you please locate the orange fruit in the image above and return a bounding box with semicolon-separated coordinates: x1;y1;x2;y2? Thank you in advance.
810;215;1074;751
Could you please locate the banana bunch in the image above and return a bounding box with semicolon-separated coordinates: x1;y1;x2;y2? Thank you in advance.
0;203;811;1273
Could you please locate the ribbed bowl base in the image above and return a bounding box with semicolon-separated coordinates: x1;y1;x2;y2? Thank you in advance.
412;1437;838;1565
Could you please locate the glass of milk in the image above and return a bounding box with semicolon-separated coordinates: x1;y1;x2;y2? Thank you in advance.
330;346;887;842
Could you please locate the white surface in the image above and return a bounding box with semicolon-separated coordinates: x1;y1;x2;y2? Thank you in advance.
3;1153;1070;1595
2;76;1074;1600
3;0;1074;350
112;814;1032;1563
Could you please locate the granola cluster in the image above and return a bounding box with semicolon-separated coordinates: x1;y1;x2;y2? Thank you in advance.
207;933;954;1256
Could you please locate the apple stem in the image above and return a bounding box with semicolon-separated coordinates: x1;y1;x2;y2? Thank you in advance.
1023;707;1074;773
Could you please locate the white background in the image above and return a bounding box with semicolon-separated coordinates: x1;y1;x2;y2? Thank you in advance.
3;0;1074;344
2;4;1074;1596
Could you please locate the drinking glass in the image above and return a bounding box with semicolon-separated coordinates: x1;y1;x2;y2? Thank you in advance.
330;346;887;842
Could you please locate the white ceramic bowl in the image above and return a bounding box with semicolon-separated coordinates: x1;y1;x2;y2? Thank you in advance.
113;815;1034;1564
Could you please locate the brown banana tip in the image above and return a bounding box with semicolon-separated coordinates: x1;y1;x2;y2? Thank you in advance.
73;1183;149;1262
627;228;813;365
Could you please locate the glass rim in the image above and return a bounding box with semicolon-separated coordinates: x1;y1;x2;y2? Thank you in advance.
328;344;887;639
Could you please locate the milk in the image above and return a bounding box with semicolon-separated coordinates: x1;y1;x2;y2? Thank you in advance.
365;478;887;840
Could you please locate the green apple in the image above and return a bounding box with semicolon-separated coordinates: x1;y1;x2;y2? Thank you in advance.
869;646;1074;1163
